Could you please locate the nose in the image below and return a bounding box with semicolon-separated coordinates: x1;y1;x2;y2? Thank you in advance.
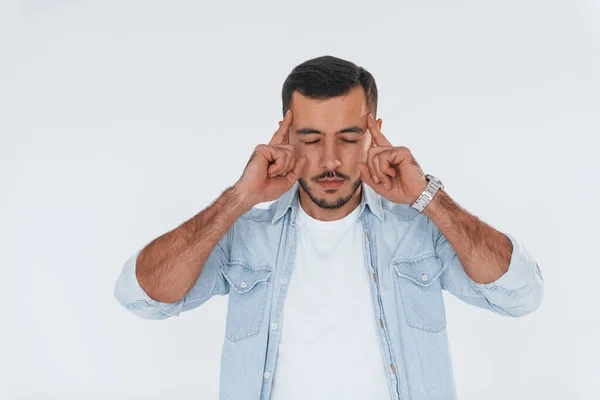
323;159;341;170
319;141;341;170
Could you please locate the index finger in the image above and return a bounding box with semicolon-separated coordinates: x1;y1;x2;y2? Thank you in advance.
269;109;293;145
367;112;392;147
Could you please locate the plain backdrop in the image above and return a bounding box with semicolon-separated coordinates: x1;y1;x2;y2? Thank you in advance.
1;0;599;399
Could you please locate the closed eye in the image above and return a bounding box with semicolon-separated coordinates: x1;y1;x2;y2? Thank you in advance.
304;139;319;145
303;139;359;146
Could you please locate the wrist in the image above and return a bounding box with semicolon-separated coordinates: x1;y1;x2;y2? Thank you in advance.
411;174;444;213
422;188;445;218
230;183;257;211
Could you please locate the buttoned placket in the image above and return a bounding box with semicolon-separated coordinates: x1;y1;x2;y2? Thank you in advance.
260;213;299;400
359;215;402;400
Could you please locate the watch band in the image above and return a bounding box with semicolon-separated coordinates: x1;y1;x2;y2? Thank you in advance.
410;174;444;213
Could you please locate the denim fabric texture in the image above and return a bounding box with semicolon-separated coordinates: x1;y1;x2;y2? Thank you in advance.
114;182;544;400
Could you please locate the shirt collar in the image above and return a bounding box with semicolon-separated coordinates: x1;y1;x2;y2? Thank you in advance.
272;181;384;224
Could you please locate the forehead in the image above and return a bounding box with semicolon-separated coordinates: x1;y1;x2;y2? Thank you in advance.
289;86;368;129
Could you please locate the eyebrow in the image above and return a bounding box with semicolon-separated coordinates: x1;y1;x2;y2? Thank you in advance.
295;126;365;135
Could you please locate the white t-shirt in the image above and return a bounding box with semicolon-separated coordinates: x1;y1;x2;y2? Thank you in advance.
270;203;391;400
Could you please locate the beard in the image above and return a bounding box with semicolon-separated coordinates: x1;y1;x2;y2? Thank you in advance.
298;175;363;210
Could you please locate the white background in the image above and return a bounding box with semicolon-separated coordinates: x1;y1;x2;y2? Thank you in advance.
1;1;599;399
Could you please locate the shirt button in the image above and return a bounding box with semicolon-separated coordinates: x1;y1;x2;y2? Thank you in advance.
289;239;295;245
271;323;278;330
264;372;270;379
240;281;247;288
421;274;428;282
281;278;288;285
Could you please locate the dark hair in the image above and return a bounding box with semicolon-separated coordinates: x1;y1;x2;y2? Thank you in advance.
281;55;378;118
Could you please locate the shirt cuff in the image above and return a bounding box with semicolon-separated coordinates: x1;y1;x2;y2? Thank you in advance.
470;232;542;295
114;248;181;315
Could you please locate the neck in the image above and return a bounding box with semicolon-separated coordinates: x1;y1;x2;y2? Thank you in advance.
298;185;363;222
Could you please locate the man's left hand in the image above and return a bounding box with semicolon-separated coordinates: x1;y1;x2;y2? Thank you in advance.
358;113;429;205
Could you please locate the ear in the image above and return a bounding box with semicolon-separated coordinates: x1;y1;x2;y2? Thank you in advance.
376;118;383;131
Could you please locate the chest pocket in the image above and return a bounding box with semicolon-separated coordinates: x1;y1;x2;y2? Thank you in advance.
221;261;273;342
391;253;447;333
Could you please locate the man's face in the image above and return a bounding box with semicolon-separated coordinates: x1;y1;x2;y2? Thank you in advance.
287;86;382;209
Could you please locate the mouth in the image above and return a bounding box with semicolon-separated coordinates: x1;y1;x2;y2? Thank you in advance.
316;178;345;189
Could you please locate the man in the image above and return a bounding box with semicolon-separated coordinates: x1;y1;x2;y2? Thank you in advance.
114;55;544;400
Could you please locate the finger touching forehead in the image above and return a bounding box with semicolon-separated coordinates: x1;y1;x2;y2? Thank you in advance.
288;86;370;136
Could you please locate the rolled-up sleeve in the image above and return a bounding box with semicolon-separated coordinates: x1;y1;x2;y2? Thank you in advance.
114;227;232;320
437;231;544;317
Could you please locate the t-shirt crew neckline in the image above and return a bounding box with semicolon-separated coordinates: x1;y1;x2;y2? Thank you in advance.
296;201;362;231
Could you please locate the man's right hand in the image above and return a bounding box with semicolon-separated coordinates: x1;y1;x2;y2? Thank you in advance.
234;109;307;207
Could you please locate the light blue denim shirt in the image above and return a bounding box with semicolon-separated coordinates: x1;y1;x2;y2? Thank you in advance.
114;182;544;400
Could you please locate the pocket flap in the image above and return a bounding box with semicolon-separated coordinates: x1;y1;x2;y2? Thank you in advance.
392;253;444;287
221;261;273;293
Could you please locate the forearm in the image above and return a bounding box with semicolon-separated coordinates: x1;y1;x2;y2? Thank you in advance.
136;185;252;303
423;189;513;284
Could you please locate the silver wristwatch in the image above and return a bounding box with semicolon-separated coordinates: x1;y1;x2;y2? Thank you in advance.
410;174;444;213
